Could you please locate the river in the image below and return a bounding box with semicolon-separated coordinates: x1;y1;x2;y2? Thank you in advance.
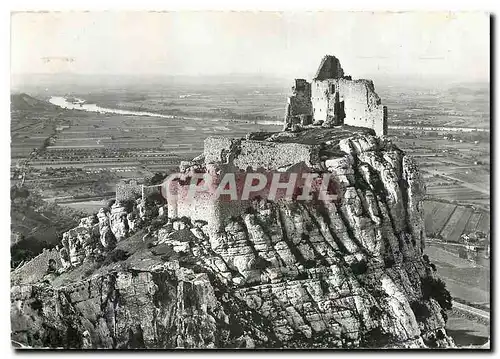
48;96;283;125
49;96;176;119
49;96;488;132
388;125;489;133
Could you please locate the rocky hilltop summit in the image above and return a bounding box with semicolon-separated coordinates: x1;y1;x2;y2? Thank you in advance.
11;56;454;349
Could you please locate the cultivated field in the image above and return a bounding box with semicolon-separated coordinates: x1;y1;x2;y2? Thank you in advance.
10;90;283;207
377;80;490;129
423;200;490;242
425;241;489;307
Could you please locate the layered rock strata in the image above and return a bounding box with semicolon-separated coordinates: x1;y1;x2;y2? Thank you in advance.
11;128;454;349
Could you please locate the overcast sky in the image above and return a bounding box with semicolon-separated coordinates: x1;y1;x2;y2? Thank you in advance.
11;11;490;81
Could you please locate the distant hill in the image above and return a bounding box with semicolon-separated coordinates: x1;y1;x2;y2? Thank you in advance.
11;73;290;97
10;186;85;269
10;93;57;111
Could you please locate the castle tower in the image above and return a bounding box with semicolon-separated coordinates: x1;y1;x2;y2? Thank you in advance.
283;55;387;136
313;55;344;80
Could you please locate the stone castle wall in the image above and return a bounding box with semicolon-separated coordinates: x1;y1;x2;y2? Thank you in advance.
174;136;320;232
311;78;387;136
167;191;249;234
284;79;313;129
204;137;240;164
233;140;319;170
283;55;387;137
116;181;143;202
116;181;161;202
204;136;319;171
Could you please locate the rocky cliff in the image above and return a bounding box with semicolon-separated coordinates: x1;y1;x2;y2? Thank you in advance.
11;127;454;349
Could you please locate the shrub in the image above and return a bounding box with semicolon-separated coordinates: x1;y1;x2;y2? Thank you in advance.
421;276;452;312
122;199;135;213
410;301;431;321
149;218;164;231
296;272;308;280
145;191;165;205
304;259;316;268
146;172;167;186
350;259;368;275
425;334;438;348
384;257;395;268
106;199;116;209
101;249;130;267
361;327;395;348
319;276;330;294
369;305;383;321
254;256;272;270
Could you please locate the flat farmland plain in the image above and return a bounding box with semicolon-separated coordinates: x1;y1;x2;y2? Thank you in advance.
47;113;281;163
425;241;489;307
392;129;490;214
423;200;489;242
11;91;283;209
424;201;456;236
377;81;489;129
446;315;489;347
426;185;489;203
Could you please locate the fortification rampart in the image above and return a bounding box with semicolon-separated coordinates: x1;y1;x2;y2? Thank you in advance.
311;78;387;136
284;79;313;129
204;137;241;164
116;180;161;202
116;180;142;201
169;135;321;233
204;136;319;171
233;140;319;170
167;190;249;235
142;184;161;200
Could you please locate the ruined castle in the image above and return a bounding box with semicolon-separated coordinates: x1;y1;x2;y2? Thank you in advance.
116;55;387;206
284;55;388;136
12;55;456;349
164;56;389;233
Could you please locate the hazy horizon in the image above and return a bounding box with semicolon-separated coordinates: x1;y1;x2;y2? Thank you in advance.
11;12;490;82
10;72;490;96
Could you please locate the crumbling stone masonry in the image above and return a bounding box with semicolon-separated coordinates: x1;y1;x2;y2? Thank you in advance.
116;180;142;201
283;79;313;130
284;55;388;136
116;180;161;202
204;136;320;171
166;136;321;234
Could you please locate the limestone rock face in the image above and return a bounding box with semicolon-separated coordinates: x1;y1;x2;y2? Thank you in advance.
55;200;161;269
109;201;129;241
97;208;116;251
60;216;100;267
11;130;454;349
